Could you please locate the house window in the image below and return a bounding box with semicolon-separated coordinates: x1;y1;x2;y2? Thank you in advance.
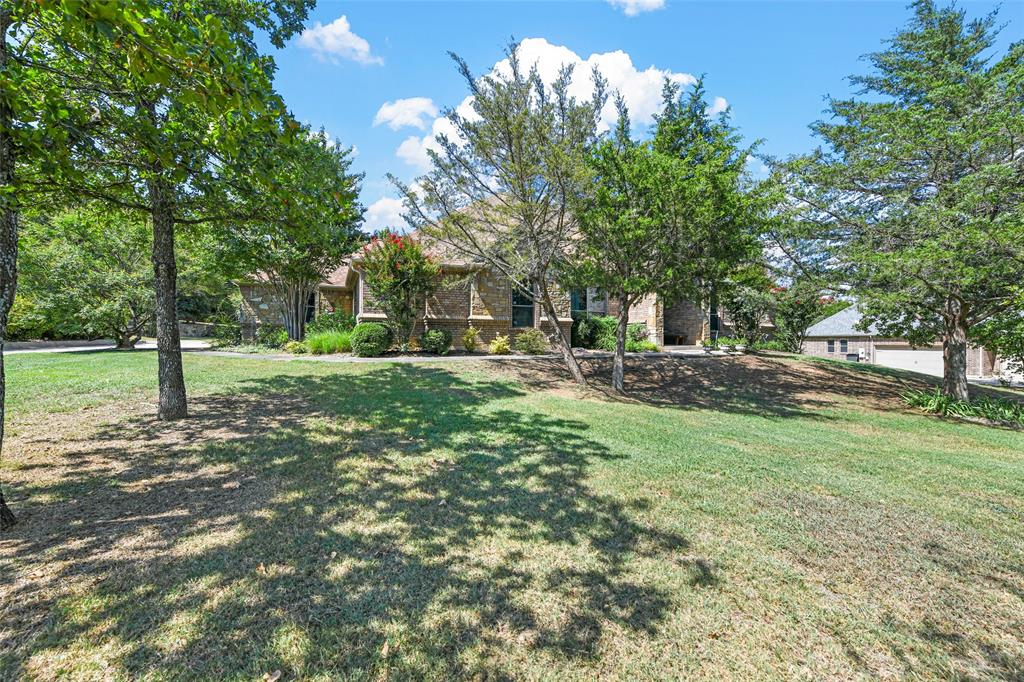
572;287;608;316
827;340;835;353
511;285;535;328
840;339;848;354
304;291;317;323
571;288;587;316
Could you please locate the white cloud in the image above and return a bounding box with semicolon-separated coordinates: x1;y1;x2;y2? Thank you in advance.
297;16;382;66
364;196;406;232
607;0;665;16
374;97;438;130
706;96;729;116
395;38;696;171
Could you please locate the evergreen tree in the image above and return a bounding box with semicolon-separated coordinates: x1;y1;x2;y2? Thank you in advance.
776;1;1023;398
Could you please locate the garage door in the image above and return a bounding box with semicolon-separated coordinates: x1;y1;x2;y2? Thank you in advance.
875;348;943;377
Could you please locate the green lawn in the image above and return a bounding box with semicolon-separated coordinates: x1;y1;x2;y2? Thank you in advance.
1;351;1022;680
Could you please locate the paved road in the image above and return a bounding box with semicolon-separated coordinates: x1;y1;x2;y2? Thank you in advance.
5;339;211;354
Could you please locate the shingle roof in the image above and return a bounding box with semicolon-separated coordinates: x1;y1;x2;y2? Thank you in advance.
806;305;878;337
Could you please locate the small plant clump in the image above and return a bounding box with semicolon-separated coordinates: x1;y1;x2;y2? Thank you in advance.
306;330;352;355
283;340;308;354
489;334;511;355
462;326;480;352
902;388;1024;427
420;328;453;355
514;328;549;355
256;324;289;349
350;322;393;357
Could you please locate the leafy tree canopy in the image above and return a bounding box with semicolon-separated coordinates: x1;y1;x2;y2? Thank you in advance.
774;0;1023;397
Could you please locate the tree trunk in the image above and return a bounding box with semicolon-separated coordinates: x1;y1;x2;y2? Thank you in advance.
612;294;630;393
942;295;970;401
0;6;19;528
116;331;138;349
280;283;308;342
537;280;586;386
147;174;188;420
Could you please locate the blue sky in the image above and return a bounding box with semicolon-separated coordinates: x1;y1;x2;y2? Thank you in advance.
261;0;1020;231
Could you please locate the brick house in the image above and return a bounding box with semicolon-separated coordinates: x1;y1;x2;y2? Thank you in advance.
803;305;1006;380
239;232;733;348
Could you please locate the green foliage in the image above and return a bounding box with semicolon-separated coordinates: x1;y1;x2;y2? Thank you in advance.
569;85;763;390
13;206;154;347
970;298;1024;378
350;322;393;357
217;126;364;341
307;311;356;335
283;340;308;355
420;329;453;355
513;329;549;355
628;324;649;343
359;231;440;350
211;323;242;348
773;282;827;353
571;313;600;349
306;331;351;355
393;40;605;382
256;324;288;349
902;388;1024;428
590;317;619;351
626;340;659;352
461;326;480;352
723;280;774;348
488;334;511;355
775;1;1024;396
754;339;789;352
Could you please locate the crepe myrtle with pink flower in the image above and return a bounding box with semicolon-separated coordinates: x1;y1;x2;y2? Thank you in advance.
359;230;441;350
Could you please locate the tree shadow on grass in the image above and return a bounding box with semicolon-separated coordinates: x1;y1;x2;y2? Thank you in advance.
1;364;703;679
486;353;925;420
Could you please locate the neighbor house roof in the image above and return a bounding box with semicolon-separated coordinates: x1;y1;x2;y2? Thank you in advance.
806;305;878;337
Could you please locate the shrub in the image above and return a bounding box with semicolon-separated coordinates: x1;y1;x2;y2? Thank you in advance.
628;323;648;343
462;325;480;352
626;340;659;352
212;322;242;347
489;334;511;355
593;319;647;351
256;324;288;349
283;340;308;354
350;322;393;357
571;312;599;348
754;339;788;352
306;330;352;355
420;328;453;355
902;388;1024;427
307;310;355;335
514;328;549;355
592;316;619;351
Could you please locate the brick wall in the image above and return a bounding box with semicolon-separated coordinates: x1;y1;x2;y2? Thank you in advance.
664;299;705;345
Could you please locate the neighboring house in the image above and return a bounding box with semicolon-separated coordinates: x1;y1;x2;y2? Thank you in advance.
238;231;735;347
804;305;1006;380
